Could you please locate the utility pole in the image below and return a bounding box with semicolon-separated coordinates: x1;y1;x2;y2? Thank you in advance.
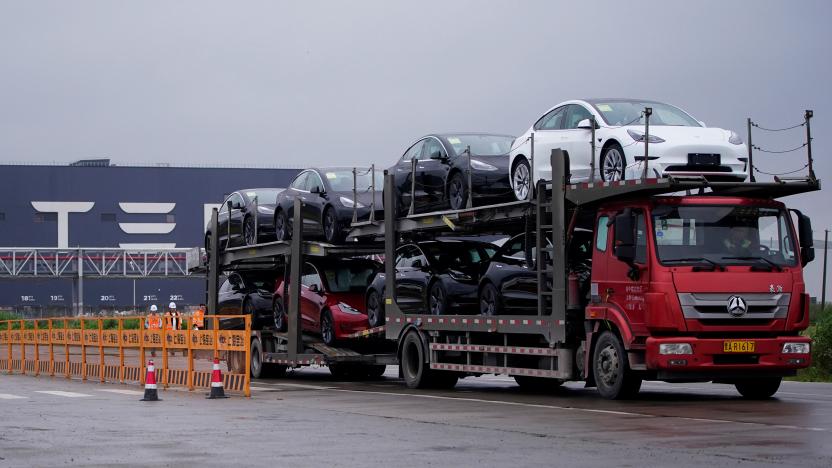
822;229;829;311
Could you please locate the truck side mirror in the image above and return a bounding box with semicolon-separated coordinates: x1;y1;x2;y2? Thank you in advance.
792;209;815;266
613;209;636;264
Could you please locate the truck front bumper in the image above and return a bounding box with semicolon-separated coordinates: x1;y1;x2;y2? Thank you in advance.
645;336;811;376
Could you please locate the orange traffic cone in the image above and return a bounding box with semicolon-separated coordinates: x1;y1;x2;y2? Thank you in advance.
207;356;228;399
140;360;160;401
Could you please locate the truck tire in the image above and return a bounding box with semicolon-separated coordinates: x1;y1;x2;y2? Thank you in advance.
227;351;246;374
514;375;564;393
734;377;782;399
400;331;458;389
592;331;642;399
363;364;387;379
328;362;353;380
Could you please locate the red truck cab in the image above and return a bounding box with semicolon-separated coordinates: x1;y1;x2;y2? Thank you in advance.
584;194;814;399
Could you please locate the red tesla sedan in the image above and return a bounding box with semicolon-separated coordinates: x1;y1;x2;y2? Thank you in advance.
272;258;381;345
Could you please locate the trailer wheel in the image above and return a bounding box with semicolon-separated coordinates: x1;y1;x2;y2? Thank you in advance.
250;338;265;379
227;351;246;374
328;362;352;380
592;331;642;399
514;375;564;393
734;377;782;399
363;364;387;380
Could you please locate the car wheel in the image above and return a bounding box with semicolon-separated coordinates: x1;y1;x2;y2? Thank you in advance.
512;157;532;201
479;282;501;316
735;377;782;399
601;144;626;181
243;216;257;246
448;172;468;210
322;206;344;244
273;299;286;332
427;281;447;316
366;289;384;328
320;309;335;345
274;210;290;241
593;331;642;399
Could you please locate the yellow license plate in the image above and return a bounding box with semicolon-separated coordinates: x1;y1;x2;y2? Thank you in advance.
723;340;756;353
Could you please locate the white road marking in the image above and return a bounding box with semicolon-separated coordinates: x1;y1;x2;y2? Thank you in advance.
0;393;28;399
97;389;145;396
35;391;92;398
250;386;281;391
324;388;829;432
253;382;335;390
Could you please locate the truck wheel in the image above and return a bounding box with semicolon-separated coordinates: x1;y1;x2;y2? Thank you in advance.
514;375;564;393
593;331;642;399
400;331;458;389
250;338;265;379
735;377;782;399
227;351;247;374
401;331;430;388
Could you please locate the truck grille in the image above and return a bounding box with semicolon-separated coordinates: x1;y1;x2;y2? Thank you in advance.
678;292;790;320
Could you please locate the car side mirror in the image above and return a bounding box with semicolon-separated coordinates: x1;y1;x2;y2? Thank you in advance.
310;185;324;195
792;209;815;266
429;150;446;160
412;259;423;269
613;209;636;264
576;118;598;130
309;283;320;293
698;120;706;127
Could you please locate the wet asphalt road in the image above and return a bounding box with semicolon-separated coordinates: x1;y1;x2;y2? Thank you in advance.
1;368;830;467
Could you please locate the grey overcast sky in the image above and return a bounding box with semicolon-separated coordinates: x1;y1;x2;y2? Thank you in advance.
1;0;830;295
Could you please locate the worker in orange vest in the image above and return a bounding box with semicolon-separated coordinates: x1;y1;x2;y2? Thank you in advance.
146;304;161;330
193;304;206;330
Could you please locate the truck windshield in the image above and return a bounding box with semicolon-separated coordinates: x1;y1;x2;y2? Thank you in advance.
651;204;797;267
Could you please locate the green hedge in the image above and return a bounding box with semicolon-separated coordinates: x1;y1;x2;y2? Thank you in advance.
793;305;832;382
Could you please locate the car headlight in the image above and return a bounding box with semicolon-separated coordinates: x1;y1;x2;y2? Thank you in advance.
337;302;363;315
448;269;472;281
627;129;665;144
728;130;744;145
659;343;693;355
469;159;498;171
339;197;365;208
782;342;810;354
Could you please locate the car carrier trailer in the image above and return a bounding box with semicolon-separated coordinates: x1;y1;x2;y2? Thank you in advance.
198;148;820;399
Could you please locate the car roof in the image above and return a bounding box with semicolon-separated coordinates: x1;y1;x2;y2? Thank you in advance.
308;166;375;173
582;98;665;105
429;132;516;139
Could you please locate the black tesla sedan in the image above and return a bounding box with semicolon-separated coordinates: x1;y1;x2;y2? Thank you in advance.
217;271;278;329
364;239;498;326
205;188;281;253
389;133;515;214
274;167;384;244
478;230;592;315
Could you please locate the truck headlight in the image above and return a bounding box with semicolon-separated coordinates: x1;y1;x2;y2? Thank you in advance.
659;343;692;355
782;342;810;354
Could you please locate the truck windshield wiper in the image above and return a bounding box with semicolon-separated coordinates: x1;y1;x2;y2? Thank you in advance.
662;257;724;271
721;256;783;272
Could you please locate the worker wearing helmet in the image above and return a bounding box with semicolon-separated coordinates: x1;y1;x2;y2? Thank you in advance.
146;304;161;330
168;302;178;330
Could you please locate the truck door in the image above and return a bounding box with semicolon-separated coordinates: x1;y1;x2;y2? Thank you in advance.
598;209;650;329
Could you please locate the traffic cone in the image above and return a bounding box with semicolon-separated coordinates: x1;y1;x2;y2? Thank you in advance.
140;360;160;401
207;357;228;399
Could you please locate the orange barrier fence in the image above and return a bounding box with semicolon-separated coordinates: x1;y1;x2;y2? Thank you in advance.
0;315;251;397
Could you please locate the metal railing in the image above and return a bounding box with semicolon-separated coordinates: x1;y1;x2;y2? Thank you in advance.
0;247;199;278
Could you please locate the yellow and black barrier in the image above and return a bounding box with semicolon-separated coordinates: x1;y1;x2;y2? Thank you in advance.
0;315;251;397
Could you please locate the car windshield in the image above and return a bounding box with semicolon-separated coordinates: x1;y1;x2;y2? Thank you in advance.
244;274;276;290
323;169;385;192
421;243;496;269
652;204;797;267
320;262;378;292
589;100;701;127
444;135;514;156
244;189;281;205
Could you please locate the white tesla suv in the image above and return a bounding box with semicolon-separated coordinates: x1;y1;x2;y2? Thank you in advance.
509;98;749;200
